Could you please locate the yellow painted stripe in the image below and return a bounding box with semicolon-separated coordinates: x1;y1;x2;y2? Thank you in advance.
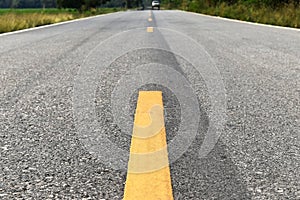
148;18;153;22
147;27;154;32
123;91;174;200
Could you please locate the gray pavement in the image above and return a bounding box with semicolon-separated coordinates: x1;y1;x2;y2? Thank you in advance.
0;10;299;199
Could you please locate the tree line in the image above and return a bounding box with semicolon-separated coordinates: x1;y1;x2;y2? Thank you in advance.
163;0;300;9
0;0;127;9
2;0;297;10
205;0;299;7
0;0;56;8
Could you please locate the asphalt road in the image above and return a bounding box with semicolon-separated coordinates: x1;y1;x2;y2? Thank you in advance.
0;10;299;199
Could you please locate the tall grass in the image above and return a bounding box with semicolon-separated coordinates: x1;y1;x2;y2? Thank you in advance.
186;2;300;28
0;8;122;33
0;8;77;15
0;13;74;33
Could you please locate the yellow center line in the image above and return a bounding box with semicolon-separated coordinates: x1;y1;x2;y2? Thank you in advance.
123;91;174;200
147;27;154;32
148;18;153;22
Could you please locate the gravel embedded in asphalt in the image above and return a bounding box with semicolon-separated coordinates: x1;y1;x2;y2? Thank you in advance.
0;10;299;199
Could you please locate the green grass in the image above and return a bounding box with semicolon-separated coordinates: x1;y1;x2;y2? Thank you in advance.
0;8;78;15
0;8;122;33
185;2;300;28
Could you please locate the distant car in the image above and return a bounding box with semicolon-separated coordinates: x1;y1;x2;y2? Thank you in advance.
152;0;160;10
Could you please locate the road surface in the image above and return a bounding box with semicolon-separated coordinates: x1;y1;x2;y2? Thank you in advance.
0;10;299;199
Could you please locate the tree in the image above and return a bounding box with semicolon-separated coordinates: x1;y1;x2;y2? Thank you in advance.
59;0;84;9
10;0;20;8
84;0;101;8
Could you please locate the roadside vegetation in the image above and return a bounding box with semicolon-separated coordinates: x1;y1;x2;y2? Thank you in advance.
0;0;126;34
1;0;299;33
162;0;300;28
0;8;122;33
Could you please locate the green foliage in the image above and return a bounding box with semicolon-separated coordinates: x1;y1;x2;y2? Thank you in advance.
178;0;300;28
0;8;122;33
58;0;84;9
0;0;57;8
0;0;112;10
159;0;300;28
160;0;300;9
56;0;114;10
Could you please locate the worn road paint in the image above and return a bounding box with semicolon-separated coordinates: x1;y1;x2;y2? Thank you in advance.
147;27;154;32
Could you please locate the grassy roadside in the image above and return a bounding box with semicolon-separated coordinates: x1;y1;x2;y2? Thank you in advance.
164;2;300;28
0;8;123;33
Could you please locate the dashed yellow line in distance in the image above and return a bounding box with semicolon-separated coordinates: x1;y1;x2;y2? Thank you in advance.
148;18;153;22
147;27;154;32
123;91;174;200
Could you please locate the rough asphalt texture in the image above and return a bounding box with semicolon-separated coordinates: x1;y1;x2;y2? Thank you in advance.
0;10;299;199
